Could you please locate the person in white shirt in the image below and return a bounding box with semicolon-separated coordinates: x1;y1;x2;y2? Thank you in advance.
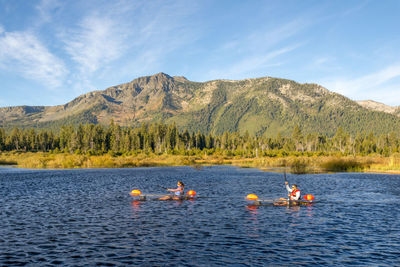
285;181;301;201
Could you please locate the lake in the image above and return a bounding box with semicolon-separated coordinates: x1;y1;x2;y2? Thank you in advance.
1;166;400;266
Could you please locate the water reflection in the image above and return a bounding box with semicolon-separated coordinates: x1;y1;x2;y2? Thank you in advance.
245;205;260;238
286;205;301;212
246;204;259;213
131;200;142;212
305;205;315;217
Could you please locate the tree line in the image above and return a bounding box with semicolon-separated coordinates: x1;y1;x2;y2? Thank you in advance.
0;122;399;156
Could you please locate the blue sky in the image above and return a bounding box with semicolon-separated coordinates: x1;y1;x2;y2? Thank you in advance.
0;0;399;107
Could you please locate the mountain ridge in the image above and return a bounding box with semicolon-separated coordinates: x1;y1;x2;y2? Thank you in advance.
356;100;399;115
1;72;400;136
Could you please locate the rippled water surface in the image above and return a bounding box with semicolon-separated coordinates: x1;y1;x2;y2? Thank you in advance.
1;166;400;266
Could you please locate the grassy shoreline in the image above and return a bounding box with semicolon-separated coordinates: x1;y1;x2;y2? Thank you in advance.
1;151;400;174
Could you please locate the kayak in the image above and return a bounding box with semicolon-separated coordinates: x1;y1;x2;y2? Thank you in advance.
246;193;316;206
251;199;315;206
134;194;196;201
130;189;197;201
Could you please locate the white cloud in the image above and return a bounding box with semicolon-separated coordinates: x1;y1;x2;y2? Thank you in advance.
312;57;330;67
321;63;400;105
361;85;400;107
60;1;199;83
0;25;4;34
35;0;62;25
0;30;67;87
324;64;400;93
219;17;310;56
207;43;302;80
62;15;127;74
204;16;311;80
252;18;310;48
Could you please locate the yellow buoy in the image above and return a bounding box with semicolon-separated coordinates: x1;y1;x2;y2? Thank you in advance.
187;190;197;196
246;194;258;201
130;189;142;196
303;194;315;201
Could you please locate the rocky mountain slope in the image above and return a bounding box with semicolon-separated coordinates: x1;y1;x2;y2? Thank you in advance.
1;73;400;136
356;100;399;115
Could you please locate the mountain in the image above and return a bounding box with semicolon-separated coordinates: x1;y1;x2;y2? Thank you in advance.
356;100;399;116
1;72;400;136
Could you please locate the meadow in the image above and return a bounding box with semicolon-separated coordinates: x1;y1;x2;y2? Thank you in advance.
1;151;400;174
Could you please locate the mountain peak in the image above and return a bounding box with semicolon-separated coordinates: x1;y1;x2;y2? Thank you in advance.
153;72;171;78
133;72;174;85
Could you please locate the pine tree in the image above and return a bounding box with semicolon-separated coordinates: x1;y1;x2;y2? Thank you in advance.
292;125;303;151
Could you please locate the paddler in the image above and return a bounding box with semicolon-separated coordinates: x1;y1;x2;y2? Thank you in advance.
285;181;301;201
159;181;185;200
273;182;302;206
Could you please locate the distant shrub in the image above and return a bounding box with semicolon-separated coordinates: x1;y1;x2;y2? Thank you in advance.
0;160;17;165
289;158;308;174
320;158;364;172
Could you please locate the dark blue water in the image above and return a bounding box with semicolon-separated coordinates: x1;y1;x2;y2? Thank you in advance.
1;166;400;266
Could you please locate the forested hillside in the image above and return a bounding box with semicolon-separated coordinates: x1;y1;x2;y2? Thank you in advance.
1;73;400;136
1;122;399;157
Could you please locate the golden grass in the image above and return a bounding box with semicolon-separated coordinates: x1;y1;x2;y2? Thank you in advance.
366;154;400;173
1;151;400;174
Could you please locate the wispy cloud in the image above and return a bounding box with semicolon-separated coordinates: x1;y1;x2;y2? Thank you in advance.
357;64;400;89
249;18;310;50
61;15;127;74
361;85;400;106
219;17;310;56
324;64;400;93
340;0;370;17
321;63;400;104
208;43;302;79
60;1;197;78
312;57;331;67
205;16;310;80
0;29;67;87
35;0;63;25
60;0;200;86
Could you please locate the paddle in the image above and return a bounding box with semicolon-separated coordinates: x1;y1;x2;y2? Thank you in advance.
283;170;290;201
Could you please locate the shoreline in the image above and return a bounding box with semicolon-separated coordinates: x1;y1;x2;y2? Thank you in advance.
1;152;400;174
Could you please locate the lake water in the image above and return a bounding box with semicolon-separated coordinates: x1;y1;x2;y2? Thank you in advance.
1;166;400;266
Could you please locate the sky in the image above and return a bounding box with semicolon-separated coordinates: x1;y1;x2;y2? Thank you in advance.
0;0;399;107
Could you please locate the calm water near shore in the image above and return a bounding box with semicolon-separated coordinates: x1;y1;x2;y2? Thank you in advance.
1;166;400;266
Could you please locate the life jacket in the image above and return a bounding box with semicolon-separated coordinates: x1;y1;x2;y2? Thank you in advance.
175;186;184;196
290;189;301;200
